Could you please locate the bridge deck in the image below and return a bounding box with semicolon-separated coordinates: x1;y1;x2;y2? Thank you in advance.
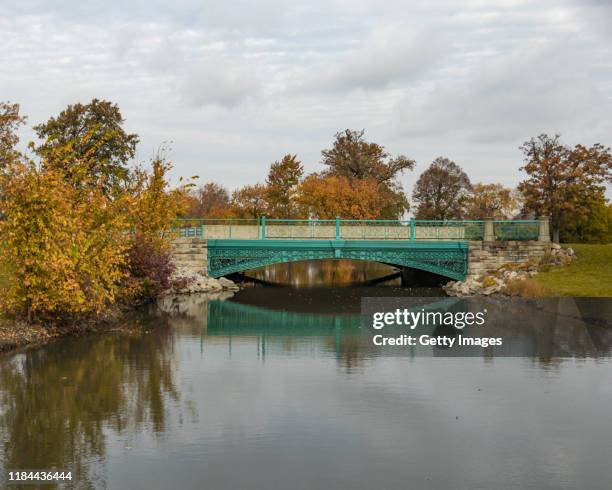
171;218;546;281
173;218;541;242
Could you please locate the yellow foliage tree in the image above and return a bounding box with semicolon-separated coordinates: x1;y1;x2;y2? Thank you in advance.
122;156;193;302
0;107;193;319
0;158;130;320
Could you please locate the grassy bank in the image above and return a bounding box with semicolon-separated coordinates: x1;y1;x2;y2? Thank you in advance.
534;244;612;297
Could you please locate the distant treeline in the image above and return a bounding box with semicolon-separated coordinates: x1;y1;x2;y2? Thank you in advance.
184;130;612;244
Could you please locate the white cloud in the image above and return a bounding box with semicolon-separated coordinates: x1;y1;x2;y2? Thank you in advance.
300;23;448;92
1;0;610;192
180;54;261;108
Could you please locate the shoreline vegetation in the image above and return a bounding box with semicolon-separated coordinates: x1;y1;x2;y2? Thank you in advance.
533;244;612;297
1;99;611;354
2;244;610;353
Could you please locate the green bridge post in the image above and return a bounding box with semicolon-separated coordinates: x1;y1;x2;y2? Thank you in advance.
335;216;340;239
261;216;266;240
410;218;415;241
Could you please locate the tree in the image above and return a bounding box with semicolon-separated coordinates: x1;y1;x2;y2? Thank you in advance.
560;196;612;244
231;184;269;218
412;157;472;219
265;154;303;218
187;182;231;217
320;130;412;218
517;134;612;243
296;174;396;219
0;101;26;167
124;155;193;302
0;156;130;320
34;99;138;195
465;183;519;219
322;129;414;183
0;129;190;318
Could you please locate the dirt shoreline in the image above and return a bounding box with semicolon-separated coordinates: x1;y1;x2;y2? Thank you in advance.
0;306;146;353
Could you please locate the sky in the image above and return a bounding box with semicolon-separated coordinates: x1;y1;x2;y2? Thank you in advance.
2;0;611;195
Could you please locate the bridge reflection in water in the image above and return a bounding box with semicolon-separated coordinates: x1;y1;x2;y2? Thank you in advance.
159;292;612;365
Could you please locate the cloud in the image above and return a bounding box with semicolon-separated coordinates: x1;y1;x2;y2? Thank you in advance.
180;54;261;108
396;38;612;144
1;0;611;192
298;23;448;93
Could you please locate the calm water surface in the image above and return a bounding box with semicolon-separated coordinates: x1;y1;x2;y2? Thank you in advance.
1;286;612;489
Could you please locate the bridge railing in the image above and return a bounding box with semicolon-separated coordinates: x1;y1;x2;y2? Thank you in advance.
170;218;541;241
493;220;539;240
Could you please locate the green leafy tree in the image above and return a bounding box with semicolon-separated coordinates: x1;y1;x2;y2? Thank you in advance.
560;197;612;244
412;157;472;219
517;134;612;243
34;99;138;195
265;154;303;218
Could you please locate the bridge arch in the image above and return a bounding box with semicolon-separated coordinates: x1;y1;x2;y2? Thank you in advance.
207;239;468;281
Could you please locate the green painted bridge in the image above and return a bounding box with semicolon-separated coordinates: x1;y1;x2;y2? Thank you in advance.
172;217;550;281
207;239;470;280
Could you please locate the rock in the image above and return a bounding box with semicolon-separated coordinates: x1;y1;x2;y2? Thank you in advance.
164;268;241;295
551;243;561;250
218;277;239;290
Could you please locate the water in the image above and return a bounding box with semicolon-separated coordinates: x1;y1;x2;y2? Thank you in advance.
1;287;612;489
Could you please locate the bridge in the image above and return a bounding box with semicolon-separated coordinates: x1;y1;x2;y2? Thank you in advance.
171;217;551;282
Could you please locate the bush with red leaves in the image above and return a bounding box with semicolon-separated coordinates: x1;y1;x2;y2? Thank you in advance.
124;239;175;303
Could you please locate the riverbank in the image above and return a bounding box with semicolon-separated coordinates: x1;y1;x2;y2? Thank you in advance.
0;307;140;353
533;244;612;296
0;271;240;352
444;243;611;297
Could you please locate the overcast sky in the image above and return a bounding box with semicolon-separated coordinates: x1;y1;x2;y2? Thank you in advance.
2;0;611;194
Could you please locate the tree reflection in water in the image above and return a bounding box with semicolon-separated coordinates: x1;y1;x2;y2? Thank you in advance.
243;259;401;287
0;292;610;489
0;315;180;488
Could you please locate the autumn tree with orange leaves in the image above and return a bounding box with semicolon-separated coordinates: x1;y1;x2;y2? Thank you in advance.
465;183;519;219
186;181;232;218
296;174;394;219
518;134;612;243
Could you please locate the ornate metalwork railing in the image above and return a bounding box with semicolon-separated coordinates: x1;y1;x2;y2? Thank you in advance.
493;220;539;241
207;239;469;280
171;218;540;241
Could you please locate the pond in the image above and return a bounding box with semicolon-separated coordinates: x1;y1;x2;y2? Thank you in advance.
1;286;611;489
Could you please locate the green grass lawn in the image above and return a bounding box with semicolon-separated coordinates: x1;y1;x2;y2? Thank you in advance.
534;244;612;297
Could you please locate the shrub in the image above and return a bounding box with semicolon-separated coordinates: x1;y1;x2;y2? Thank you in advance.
124;237;175;303
0;161;129;321
0;144;191;322
503;278;550;298
481;275;498;288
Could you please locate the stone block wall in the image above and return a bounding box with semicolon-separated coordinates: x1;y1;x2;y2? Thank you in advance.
170;236;552;282
171;237;208;275
467;240;551;278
